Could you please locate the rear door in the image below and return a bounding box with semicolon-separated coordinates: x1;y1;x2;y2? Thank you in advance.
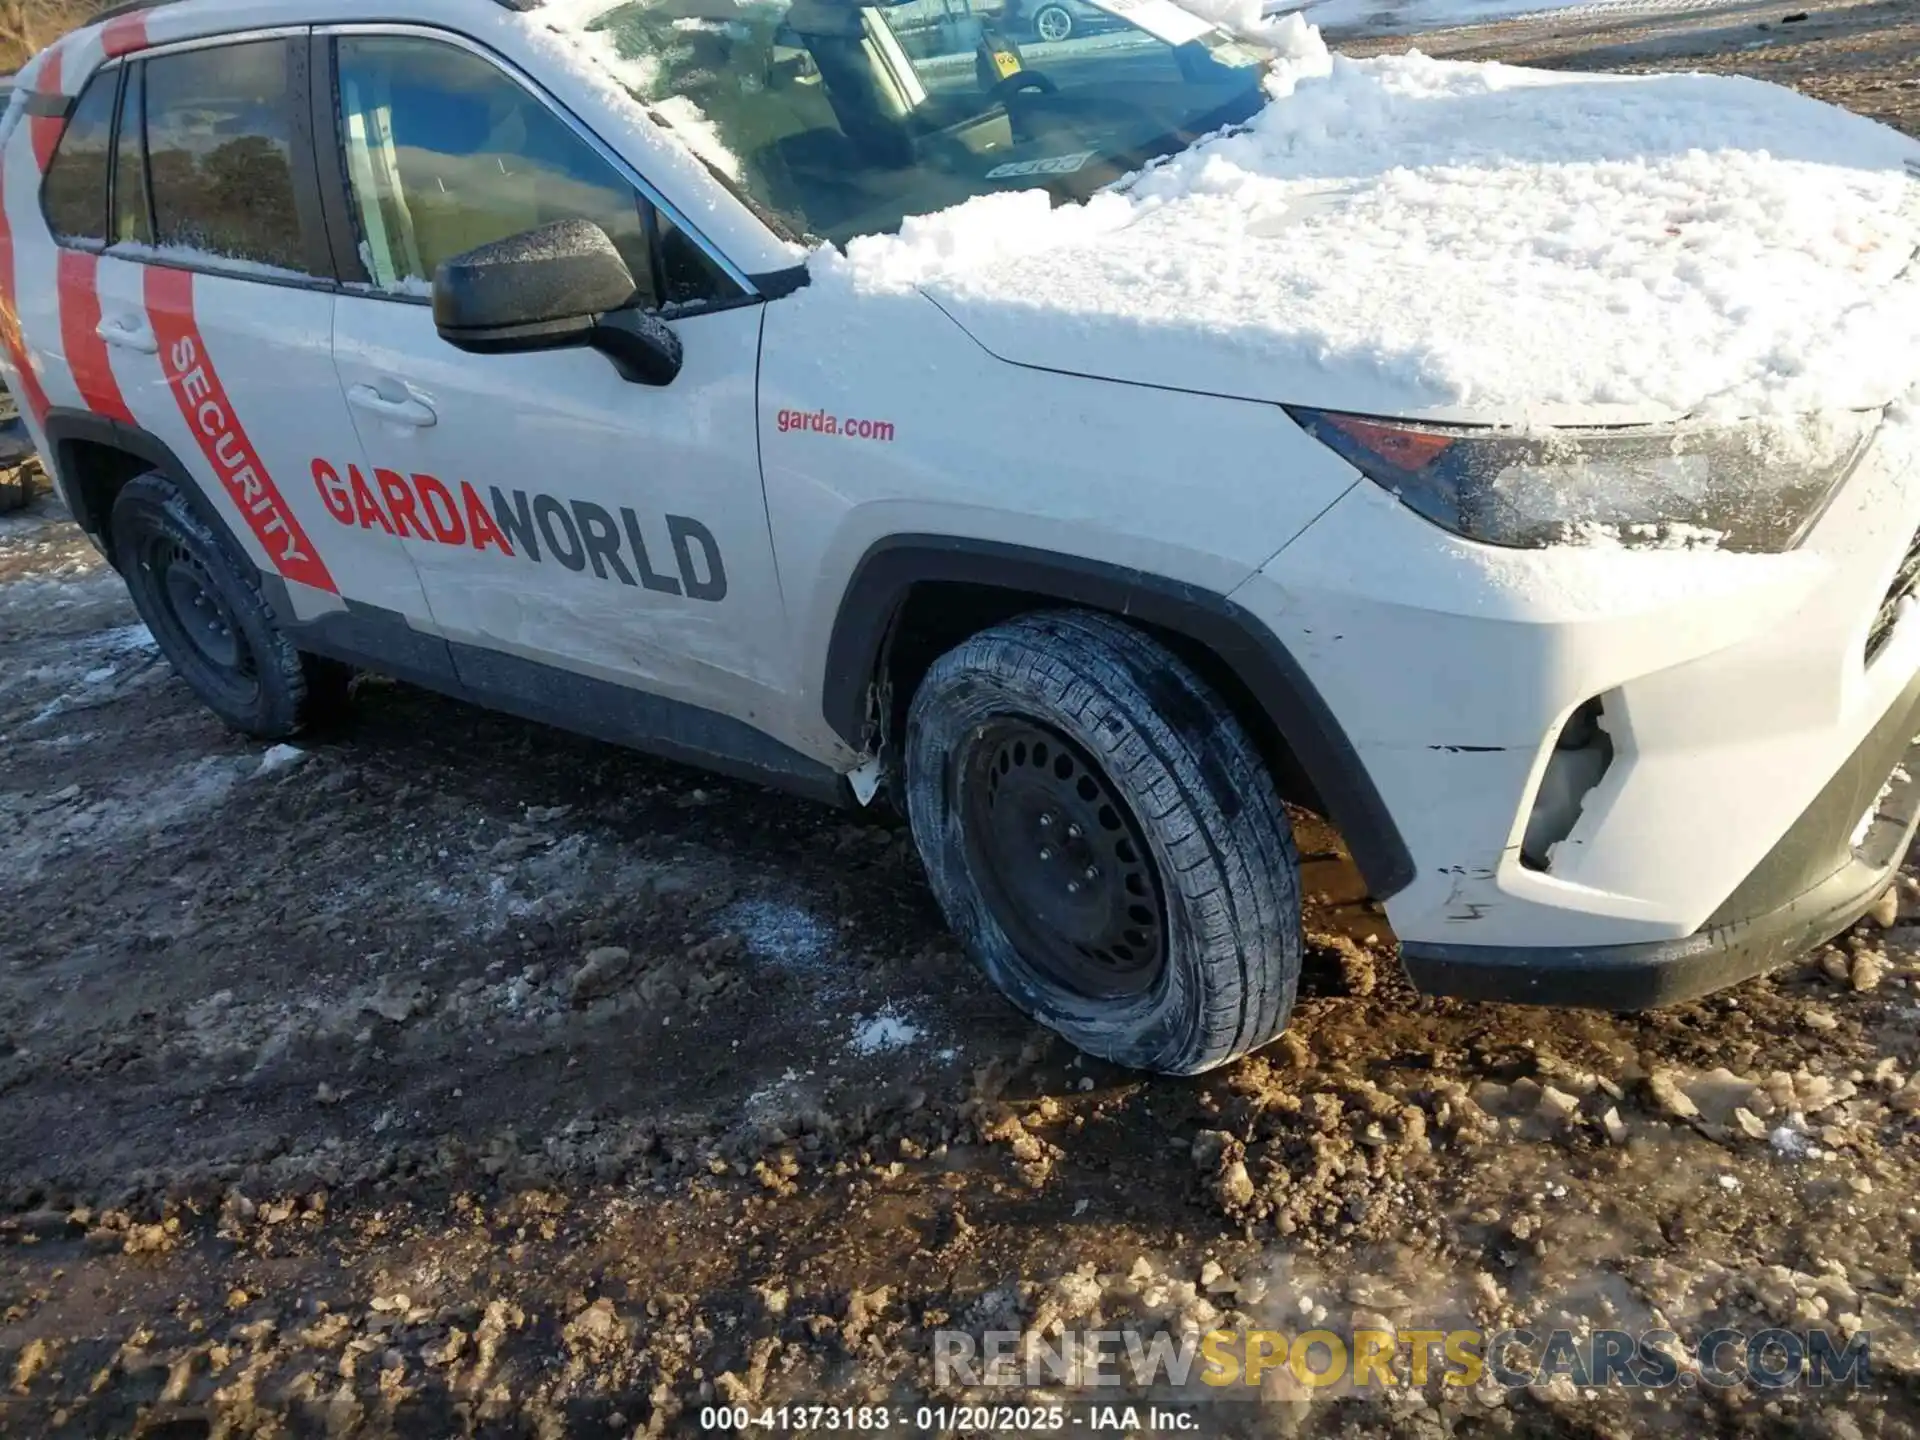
319;26;795;737
82;30;437;633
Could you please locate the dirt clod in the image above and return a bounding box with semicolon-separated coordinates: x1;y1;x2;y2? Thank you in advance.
568;945;635;1005
1647;1070;1700;1121
1849;949;1887;991
1865;886;1900;930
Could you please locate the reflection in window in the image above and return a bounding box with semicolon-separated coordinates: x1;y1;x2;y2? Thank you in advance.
588;0;1262;245
42;70;118;243
144;39;311;273
113;63;151;245
336;36;662;300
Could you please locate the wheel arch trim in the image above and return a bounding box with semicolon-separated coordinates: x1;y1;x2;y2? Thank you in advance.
44;408;235;556
820;534;1416;898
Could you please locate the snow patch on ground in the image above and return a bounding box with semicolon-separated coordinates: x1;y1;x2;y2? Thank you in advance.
808;21;1920;419
849;1006;924;1055
0;569;124;624
411;832;707;942
63;622;152;661
256;744;307;777
721;898;840;972
0;754;247;885
1770;1116;1813;1160
413;837;589;937
2;622;163;732
744;1066;819;1122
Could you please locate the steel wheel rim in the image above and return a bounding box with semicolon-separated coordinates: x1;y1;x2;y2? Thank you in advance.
139;532;259;704
958;716;1168;999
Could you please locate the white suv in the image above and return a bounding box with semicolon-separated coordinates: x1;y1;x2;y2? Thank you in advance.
3;0;1917;1073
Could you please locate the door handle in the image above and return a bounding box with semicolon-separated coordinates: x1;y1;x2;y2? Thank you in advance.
96;315;156;354
347;384;437;428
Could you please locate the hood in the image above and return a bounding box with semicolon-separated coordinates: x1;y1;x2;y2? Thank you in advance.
812;36;1920;427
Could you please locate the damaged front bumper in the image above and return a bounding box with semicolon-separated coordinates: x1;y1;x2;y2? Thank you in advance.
1399;669;1920;1009
1236;407;1920;995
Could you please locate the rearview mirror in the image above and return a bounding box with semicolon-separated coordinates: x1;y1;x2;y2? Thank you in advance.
766;47;817;87
432;219;682;386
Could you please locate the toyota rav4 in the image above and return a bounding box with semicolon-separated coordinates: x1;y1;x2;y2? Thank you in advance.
4;0;1918;1073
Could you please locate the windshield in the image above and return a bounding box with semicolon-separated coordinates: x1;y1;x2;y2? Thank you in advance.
589;0;1271;244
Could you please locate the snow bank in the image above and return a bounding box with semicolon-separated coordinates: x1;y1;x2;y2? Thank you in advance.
813;32;1920;420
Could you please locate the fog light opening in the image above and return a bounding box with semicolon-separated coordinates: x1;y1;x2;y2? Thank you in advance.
1521;698;1614;872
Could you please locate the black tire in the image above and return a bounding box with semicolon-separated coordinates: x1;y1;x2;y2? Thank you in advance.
905;610;1302;1074
109;473;347;738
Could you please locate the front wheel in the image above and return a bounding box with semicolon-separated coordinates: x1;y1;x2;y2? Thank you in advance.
905;610;1303;1074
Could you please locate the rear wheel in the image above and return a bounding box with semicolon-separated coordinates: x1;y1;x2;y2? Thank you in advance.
110;473;347;738
905;610;1303;1074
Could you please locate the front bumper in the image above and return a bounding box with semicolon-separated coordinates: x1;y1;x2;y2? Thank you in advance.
1400;670;1920;1008
1234;410;1920;986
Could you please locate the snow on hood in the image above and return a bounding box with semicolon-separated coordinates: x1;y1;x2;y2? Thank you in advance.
810;19;1920;424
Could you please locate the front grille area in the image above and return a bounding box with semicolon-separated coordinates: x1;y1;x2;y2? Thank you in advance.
1866;525;1920;665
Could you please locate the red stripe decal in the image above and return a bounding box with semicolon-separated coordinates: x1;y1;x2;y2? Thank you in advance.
100;13;151;57
57;250;134;424
0;168;52;426
29;48;65;173
143;266;339;594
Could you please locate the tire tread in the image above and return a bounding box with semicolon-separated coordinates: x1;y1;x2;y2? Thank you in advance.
905;608;1302;1073
110;473;333;739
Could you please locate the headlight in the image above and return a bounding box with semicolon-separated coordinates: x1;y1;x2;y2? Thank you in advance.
1284;407;1879;552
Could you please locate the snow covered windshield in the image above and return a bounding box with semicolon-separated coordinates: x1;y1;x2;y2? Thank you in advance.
587;0;1270;243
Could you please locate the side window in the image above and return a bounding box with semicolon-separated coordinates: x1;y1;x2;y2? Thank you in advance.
113;63;151;246
42;68;119;245
333;35;738;310
144;38;314;273
658;211;733;309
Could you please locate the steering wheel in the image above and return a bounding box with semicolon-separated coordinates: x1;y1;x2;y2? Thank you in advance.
989;69;1058;142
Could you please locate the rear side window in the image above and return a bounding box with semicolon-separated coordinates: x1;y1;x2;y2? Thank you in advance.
143;39;312;273
113;63;151;246
41;69;119;244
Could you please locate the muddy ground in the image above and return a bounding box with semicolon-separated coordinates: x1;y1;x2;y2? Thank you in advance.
4;11;1920;1437
1337;0;1920;135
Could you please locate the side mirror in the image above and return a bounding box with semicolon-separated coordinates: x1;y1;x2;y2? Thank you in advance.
432;219;683;386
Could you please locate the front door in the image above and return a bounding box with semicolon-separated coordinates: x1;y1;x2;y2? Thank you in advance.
320;27;794;740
